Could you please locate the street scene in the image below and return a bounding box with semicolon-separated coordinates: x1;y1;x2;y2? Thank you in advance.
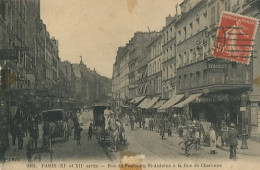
1;0;260;170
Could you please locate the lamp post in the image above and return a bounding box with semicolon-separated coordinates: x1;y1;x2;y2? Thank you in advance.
240;93;248;149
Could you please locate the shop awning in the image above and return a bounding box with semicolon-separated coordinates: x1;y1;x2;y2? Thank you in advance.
158;94;184;111
137;98;151;109
143;97;159;109
130;96;145;104
173;93;202;108
153;100;167;109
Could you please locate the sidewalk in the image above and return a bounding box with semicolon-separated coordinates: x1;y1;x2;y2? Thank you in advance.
134;125;260;157
217;139;260;157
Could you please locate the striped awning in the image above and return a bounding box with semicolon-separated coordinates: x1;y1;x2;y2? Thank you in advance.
158;94;184;111
143;97;159;109
130;96;145;104
153;100;167;109
173;93;202;108
137;98;151;109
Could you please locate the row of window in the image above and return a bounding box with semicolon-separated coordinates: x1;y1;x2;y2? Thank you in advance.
177;12;207;43
151;41;162;59
163;26;175;45
147;78;162;94
148;59;162;76
162;63;176;81
178;46;205;67
163;45;176;62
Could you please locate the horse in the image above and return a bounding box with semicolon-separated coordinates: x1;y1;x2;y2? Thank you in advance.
107;118;120;152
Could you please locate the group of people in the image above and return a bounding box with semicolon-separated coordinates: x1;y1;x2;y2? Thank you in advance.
10;114;39;151
124;111;239;160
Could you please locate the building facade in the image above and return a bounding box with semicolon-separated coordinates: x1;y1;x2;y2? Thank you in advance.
147;34;163;97
162;15;178;99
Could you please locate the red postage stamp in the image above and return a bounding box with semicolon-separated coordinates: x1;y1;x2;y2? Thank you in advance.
213;11;259;64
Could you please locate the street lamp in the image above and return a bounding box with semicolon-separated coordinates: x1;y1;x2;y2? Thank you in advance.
240;93;248;149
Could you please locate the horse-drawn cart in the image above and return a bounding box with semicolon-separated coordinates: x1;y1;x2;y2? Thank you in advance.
93;103;127;151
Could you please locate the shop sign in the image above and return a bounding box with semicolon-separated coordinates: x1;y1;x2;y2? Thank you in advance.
195;95;240;103
207;63;227;70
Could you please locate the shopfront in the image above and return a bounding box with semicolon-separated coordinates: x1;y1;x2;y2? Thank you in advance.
190;94;243;135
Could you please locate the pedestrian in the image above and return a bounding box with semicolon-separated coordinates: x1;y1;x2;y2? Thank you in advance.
0;125;9;162
26;137;34;162
209;126;216;154
221;121;229;147
88;123;93;140
30;124;39;148
142;116;145;130
67;117;74;137
145;117;149;130
76;127;83;145
64;121;69;141
149;117;154;131
167;121;172;137
228;123;238;160
10;118;17;145
130;114;135;130
159;120;165;140
17;124;24;149
73;120;79;140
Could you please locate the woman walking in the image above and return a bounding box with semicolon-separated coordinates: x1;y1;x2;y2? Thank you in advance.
209;126;216;154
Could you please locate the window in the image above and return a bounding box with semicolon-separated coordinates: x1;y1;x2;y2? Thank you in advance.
159;59;161;70
178;30;181;42
196;71;200;78
225;0;230;11
196;18;200;32
190;22;193;36
154;62;156;73
166;67;169;79
184;26;187;40
210;6;216;25
231;62;237;69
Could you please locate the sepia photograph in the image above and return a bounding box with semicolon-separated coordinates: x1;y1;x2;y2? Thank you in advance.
0;0;260;169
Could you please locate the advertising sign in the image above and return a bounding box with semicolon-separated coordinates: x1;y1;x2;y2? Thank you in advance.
213;11;259;64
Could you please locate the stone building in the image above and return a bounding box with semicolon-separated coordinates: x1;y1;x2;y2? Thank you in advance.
173;0;260;139
0;0;31;105
147;34;163;97
161;15;178;99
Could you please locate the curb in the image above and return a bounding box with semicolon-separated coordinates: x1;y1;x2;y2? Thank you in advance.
216;145;260;157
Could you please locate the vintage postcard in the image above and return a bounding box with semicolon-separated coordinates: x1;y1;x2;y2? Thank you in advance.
1;0;260;170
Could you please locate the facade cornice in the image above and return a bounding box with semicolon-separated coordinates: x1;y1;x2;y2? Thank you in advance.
162;36;176;49
175;0;207;25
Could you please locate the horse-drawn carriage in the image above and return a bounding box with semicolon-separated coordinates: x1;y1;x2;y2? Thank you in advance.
26;109;66;162
93;103;127;151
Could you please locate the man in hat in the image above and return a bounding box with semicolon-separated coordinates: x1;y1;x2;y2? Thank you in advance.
88;123;93;140
228;123;238;160
17;124;24;149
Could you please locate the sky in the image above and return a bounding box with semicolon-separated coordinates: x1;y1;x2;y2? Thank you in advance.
41;0;183;78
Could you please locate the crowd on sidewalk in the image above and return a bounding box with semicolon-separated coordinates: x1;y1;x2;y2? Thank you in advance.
0;105;95;162
123;111;248;160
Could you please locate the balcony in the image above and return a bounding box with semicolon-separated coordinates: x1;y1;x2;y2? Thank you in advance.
176;59;252;93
